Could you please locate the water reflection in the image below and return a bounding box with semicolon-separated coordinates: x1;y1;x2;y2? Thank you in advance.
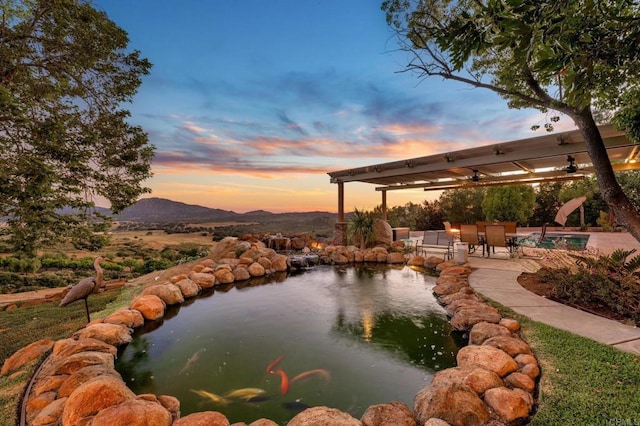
116;265;461;424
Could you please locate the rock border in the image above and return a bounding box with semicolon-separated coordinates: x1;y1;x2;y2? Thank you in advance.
3;237;539;425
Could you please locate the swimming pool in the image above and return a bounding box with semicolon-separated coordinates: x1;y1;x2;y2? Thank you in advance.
522;232;590;250
115;265;462;424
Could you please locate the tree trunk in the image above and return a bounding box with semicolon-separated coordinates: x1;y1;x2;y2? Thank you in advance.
573;110;640;242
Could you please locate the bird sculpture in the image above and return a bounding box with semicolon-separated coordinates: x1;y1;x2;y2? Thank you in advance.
60;256;106;323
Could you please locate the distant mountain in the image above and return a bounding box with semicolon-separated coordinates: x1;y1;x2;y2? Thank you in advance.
114;197;243;223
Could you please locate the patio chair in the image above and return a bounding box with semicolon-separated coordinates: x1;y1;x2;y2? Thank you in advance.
459;224;484;255
416;231;452;259
484;224;512;257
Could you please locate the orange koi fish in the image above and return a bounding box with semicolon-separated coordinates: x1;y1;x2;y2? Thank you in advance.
290;369;332;385
266;354;285;373
275;368;289;395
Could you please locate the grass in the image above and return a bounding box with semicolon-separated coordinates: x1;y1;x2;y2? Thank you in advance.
0;287;132;426
489;303;640;425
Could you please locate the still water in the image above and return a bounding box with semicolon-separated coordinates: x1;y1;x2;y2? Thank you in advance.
116;264;462;424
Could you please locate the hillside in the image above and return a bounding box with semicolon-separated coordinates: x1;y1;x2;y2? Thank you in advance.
114;197;243;222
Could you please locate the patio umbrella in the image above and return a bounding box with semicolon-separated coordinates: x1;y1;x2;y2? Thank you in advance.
554;196;587;226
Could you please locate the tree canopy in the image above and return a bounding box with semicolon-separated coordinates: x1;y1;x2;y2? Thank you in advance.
482;185;535;224
382;0;640;241
1;0;153;255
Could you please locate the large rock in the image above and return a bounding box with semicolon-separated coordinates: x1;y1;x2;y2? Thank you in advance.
233;266;251;281
433;280;469;297
72;323;132;346
468;322;512;345
58;364;122;397
272;254;288;272
1;339;54;376
373;219;393;245
361;401;416;426
248;262;266;277
483;387;532;422
386;252;406;264
504;371;536;393
33;375;68;396
214;268;236;284
32;397;67;426
173;411;230;425
288;406;361;425
414;382;490;426
52;337;117;360
175;278;201;298
90;397;173;425
189;272;216;289
482;335;532;357
141;283;185;305
103;308;145;329
456;345;519;377
130;295;166;321
48;351;114;376
462;367;504;395
62;375;135;425
450;304;502;330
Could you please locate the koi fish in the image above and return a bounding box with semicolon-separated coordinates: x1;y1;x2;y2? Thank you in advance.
224;387;267;401
179;348;205;375
266;353;285;373
290;369;332;385
275;368;289;395
190;389;230;405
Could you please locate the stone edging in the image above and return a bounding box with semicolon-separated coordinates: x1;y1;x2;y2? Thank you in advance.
3;237;539;425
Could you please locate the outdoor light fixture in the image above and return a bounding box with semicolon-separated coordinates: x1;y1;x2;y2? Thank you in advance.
566;155;577;173
471;169;480;182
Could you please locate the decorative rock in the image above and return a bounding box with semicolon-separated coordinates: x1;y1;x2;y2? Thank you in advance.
482;335;532;357
27;390;56;412
62;375;136;425
248;262;266;277
499;318;520;332
433;280;469;297
199;258;216;268
272;254;288;272
414;382;490;426
233;267;251;281
250;418;279;425
175;278;201;298
53;337;117;358
90;398;173;425
514;353;538;367
462;367;504;395
72;323;133;346
214;268;236;284
157;394;181;422
33;374;67;396
103;308;145;328
49;351;114;378
32;397;67;426
483;386;532;422
440;265;472;277
450;305;502;330
520;363;540;379
468;322;512;345
407;256;424;266
173;411;231;425
170;273;188;284
424;256;444;269
141;283;185;305
331;252;350;264
1;339;54;376
361;401;417;426
373;219;392;245
189;272;216;289
438;291;478;306
444;299;483;317
257;256;272;270
424;419;451;426
504;371;536;393
131;294;166;321
456;345;519;377
386;252;406;264
58;364;122;397
288;406;361;425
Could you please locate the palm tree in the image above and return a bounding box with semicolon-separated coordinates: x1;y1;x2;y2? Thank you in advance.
348;208;376;249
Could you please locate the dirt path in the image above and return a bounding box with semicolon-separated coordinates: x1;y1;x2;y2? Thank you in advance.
0;288;66;305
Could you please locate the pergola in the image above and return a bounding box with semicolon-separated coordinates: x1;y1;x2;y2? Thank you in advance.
327;123;640;243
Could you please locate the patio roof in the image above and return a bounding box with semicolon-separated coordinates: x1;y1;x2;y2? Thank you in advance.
328;123;640;192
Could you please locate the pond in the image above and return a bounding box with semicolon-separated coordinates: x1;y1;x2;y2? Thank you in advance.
115;264;463;425
526;232;590;250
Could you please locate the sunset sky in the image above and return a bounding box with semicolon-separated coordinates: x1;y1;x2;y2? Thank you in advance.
97;0;576;213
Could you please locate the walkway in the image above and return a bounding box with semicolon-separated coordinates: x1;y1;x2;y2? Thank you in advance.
466;254;640;355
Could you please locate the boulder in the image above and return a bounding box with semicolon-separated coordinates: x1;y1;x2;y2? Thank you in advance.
189;272;216;289
52;337;117;359
440;265;472;277
27;390;56;412
141;283;185;305
175;278;201;298
257;256;273;271
173;411;231;425
58;364;122;397
433;281;469;297
1;339;54;376
90;398;173;425
520;363;541;379
468;322;512;345
62;375;136;425
483;386;532;422
130;295;166;321
288;406;361;426
456;345;519;377
407;256;425;266
32;397;67;426
450;304;502;330
214;268;236;284
248;262;266;277
414;382;490;426
462;367;503;395
424;420;451;426
233;267;251;281
48;351;114;376
157;394;181;422
361;401;416;426
499;318;521;332
373;219;393;245
170;273;189;284
482;335;532;357
386;252;406;264
72;323;132;346
504;371;536;393
272;254;288;272
33;374;68;396
424;256;445;269
103;308;145;329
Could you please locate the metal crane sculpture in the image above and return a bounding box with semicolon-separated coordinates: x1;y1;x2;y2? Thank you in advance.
60;256;106;323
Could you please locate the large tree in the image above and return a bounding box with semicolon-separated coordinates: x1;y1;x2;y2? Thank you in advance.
482;185;535;224
1;0;153;255
382;0;640;241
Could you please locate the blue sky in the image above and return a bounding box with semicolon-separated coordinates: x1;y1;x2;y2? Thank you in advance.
97;0;575;213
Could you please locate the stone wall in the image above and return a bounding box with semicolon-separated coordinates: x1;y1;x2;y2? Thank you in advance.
2;237;539;425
